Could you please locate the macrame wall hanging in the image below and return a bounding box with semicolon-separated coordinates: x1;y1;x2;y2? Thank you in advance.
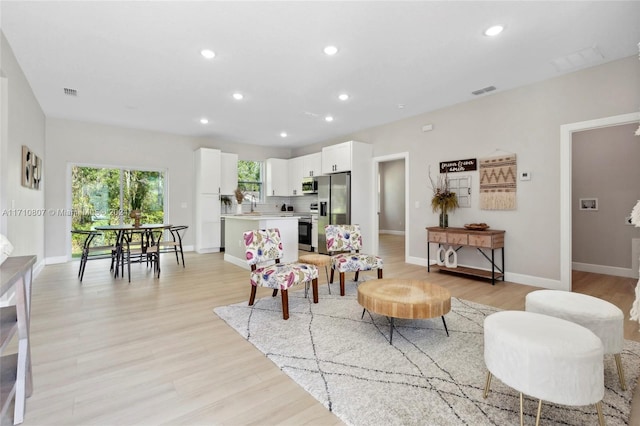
479;152;517;210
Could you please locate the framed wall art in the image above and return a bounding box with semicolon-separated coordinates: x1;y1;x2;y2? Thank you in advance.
21;145;42;190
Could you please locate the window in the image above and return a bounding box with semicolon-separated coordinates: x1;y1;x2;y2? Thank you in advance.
70;165;165;257
237;160;263;203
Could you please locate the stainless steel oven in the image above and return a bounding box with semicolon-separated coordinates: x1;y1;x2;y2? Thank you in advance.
298;216;313;251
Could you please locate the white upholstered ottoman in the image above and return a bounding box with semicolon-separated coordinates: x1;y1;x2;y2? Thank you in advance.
483;311;605;425
525;289;626;390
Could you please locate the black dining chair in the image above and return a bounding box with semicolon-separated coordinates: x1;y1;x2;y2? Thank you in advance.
159;225;188;267
71;230;118;282
121;227;163;282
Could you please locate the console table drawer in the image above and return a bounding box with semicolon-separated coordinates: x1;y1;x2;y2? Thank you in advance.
469;234;492;248
447;233;468;245
428;231;447;243
469;233;504;248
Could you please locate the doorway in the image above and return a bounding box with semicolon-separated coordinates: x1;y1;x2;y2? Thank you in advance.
372;152;409;261
560;112;640;290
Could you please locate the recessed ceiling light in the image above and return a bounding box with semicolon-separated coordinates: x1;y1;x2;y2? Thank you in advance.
232;93;244;100
200;118;209;124
484;25;504;37
200;49;216;59
324;45;338;56
280;132;288;138
338;93;349;101
325;115;334;122
397;104;405;109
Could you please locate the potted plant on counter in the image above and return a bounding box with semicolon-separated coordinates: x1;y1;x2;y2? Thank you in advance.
221;195;232;214
234;187;245;215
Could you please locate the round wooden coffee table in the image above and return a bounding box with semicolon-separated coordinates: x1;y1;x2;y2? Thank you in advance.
357;278;451;344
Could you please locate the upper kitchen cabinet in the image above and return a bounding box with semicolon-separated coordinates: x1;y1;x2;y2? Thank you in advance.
288;156;303;196
195;148;221;193
301;152;322;178
322;141;371;174
220;152;238;195
265;158;289;196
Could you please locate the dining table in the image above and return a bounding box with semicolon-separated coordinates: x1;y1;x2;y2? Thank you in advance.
94;223;172;279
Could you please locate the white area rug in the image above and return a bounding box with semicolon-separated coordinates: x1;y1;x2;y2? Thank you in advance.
214;280;640;425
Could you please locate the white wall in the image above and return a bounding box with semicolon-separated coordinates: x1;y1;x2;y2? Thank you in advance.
0;33;46;267
44;118;292;262
294;55;640;288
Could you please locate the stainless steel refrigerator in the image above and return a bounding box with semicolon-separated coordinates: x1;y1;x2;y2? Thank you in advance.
317;172;351;254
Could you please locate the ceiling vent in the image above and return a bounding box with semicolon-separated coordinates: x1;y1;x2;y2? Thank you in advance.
63;87;78;96
551;46;604;72
471;86;496;96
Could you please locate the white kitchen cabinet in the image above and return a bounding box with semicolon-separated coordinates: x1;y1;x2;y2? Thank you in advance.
194;147;229;253
265;158;289;197
194;148;221;194
195;194;221;252
321;141;353;174
288;157;303;196
302;152;322;178
220;152;238;195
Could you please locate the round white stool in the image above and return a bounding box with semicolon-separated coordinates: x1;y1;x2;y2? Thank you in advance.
525;289;626;390
484;311;605;426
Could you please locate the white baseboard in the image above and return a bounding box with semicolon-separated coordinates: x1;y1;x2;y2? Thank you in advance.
572;262;638;279
45;256;68;265
195;247;221;254
380;230;405;236
223;253;250;270
406;256;566;290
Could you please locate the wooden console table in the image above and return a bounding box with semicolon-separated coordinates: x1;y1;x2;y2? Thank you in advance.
426;227;505;285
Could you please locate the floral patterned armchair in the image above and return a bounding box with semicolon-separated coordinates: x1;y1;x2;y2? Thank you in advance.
244;228;319;320
325;224;383;296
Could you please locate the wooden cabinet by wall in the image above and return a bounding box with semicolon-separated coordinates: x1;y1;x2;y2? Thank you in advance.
265;158;289;196
426;227;505;284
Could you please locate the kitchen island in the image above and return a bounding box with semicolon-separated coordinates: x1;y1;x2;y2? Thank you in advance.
223;215;299;269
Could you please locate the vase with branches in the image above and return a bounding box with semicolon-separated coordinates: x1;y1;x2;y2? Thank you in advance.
429;168;458;228
234;187;245;214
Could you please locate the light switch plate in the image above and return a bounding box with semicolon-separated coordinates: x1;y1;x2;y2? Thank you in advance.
519;171;531;181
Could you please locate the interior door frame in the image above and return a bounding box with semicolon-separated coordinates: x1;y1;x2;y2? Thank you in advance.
372;152;409;260
560;111;640;290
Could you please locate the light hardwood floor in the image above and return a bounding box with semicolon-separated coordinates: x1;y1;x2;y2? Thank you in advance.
12;234;640;425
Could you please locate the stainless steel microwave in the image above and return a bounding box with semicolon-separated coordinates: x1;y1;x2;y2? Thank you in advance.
301;177;317;194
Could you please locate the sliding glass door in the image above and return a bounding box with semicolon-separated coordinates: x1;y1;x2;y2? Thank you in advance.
71;165;165;257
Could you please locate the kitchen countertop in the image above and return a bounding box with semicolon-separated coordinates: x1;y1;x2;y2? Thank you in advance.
221;214;299;220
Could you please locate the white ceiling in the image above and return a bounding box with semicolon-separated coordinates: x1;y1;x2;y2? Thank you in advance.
2;1;639;148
